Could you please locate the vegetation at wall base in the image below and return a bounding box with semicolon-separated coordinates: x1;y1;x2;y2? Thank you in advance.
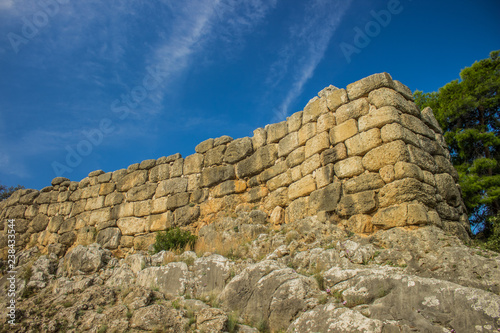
414;50;500;249
153;227;197;253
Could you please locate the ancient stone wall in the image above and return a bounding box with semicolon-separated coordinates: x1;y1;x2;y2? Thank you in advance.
0;73;470;259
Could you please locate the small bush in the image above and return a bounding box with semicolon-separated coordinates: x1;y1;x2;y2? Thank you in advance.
153;227;197;254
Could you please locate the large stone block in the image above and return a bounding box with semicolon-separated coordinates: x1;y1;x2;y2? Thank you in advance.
116;170;148;192
166;192;190;210
149;163;170;182
303;97;328;123
305;131;330;158
156;177;188;197
278;132;300;157
267;171;292;192
394;161;424;181
245;186;269;203
337;190;377;217
214;135;233;146
320;143;347;166
174;205;200;226
99;183;115;196
372;204;407;228
236;144;278;178
326;88;349;111
407;145;438;173
421;107;443;134
148;212;173;232
434;155;459;181
380;122;420;147
392;80;413;100
252;128;267;150
317;112;335;133
362;140;410;171
346;72;394;100
287;111;303;132
316;164;334;188
266;121;288;143
288;175;316;200
358;106;401;132
400;114;435;139
435;173;461;207
330;119;358;145
204;145;226;167
301;153;321;176
214;180;247;197
184;153;204;175
368;87;419;116
127;183;157;202
134;200;151;217
298;122;317;146
378;178;436;208
32;214;49;232
344;173;385;194
170;158;184;177
309;181;342;212
286;147;305;168
117;217;146;235
195;138;214;153
258;162;287;183
345;128;382;156
96;227;121;249
334;156;364;178
347;214;373;233
285;197;309;223
335;98;370;124
201;165;236;187
224;137;253;163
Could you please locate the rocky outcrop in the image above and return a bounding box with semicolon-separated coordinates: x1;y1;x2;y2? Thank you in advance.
0;73;469;259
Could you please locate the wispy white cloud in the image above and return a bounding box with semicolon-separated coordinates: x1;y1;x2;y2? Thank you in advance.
268;0;352;121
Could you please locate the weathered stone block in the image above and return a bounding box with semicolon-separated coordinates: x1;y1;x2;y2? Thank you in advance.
379;165;395;183
99;183;115;196
278;132;299;157
116;170;148;192
288;175;316;200
133;200;151;217
347;214;373;233
252;128;267;150
303;97;328;123
317;112;335;133
270;206;285;225
372;204;407;228
97;227;121;249
285;197;309;224
149;163;170;182
368;87;419;116
214;180;247;197
204;145;226;167
84;196;104;211
287;111;303;132
344;173;385;194
392;80;413;100
380;122;420;147
151;197;168;214
133;233;157;251
407;203;429;225
320;143;347;166
394;161;424;181
156;177;188;197
224;137;253;163
407;145;438;173
335;98;370;125
200;165;235;187
148;212;173;232
358;106;401;132
378;178;436;208
326;88;349;111
301;153;321;176
345;128;382;156
267;171;292;192
330;119;358;145
286;147;305;168
315;164;333;188
434;155;459;181
346;72;394;100
309;181;342;212
89;208;112;225
435;173;461;207
236;144;278;178
266;121;288;144
337;190;377;217
214;135;233;146
127;183;157;202
187;173;200;192
104;192;124;207
436;202;460;221
245;186;269;203
166;192;190;210
184;153;204;175
170;158;184;178
291;165;302;182
117;217;146;235
400;113;435;139
334;156;364;178
298;122;317;146
47;216;64;233
421;107;443;134
195;138;214;153
174;205;200;226
362;140;410;171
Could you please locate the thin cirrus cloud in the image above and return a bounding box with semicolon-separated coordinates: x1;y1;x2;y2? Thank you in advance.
269;0;352;121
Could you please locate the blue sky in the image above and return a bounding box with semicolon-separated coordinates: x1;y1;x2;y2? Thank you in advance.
0;0;499;190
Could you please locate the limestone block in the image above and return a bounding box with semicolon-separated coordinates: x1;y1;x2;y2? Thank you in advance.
89;208;112;225
394;162;424;181
270;206;285;225
81;185;99;199
166;192;190;210
170;158;184;178
358;106;401;132
346;72;394;100
112;202;134;219
407;203;429;225
344;173;385;194
97;172;112;183
434;155;459;181
435;173;461;207
317;112;335;133
112;169;127;181
368;87;419;116
337;190;377;217
85;196;105;211
421;107;443;134
380;122;420;147
372;204;407;228
326;88;349;111
96;228;121;249
335;98;370;125
148;211;173;232
127;164;139;173
214;135;233;146
285;197;309;224
334;156;364;178
187;173;201;192
245;186;269;203
224;137;253;163
149;163;170;182
214;180;247;197
330;119;358;145
392;80;413;99
316;164;333;188
291;166;302;182
47;216;64;233
309;181;342;212
127;183;157;202
120;236;134;248
378;178;436;208
278;132;300;157
298;122;317;146
362;140;410;171
305;131;330;158
258;162;287;183
99;183;115;196
47;203;61;216
195;138;214;154
417;134;440;155
174;205;200;226
51;177;69;186
345;128;382;156
133;233;157;251
422;170;436;187
286;147;305;168
252;128;267;150
288;175;316;200
191;188;209;204
200;197;225;216
95;218;116;232
151;197;168;214
266;121;288;144
139;159;156;170
116;170;148;192
287;111;303;132
379;165;395;184
320;143;347;166
436;202;460;221
303;97;328;123
156;177;188;197
105;192;124;207
347;214;373;233
301;154;321;177
117;217;146;235
201;165;236;187
400;114;435;139
267;171;292;192
204;145;226;167
75;227;96;246
133;200;151;217
184;153;204;175
25;205;39;219
59;231;76;246
407;145;438;173
236;144;278;178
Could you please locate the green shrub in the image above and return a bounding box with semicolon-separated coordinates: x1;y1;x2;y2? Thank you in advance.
153;227;197;253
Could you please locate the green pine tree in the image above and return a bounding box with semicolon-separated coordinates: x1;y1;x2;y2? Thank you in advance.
414;50;500;239
0;182;25;201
